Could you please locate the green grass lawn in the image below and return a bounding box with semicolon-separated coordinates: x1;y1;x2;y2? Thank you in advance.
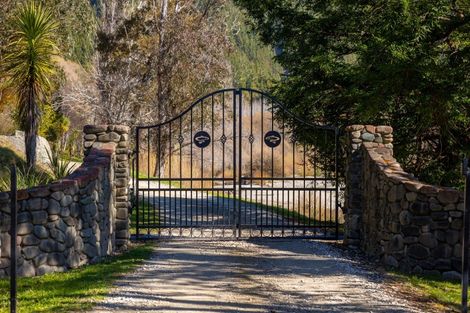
0;243;154;313
391;271;461;312
130;202;159;234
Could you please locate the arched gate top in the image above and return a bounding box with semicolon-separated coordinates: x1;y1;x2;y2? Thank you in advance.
136;87;337;132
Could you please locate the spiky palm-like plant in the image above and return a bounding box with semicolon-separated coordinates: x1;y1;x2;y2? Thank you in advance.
2;1;58;169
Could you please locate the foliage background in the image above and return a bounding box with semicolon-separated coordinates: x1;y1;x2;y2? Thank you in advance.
235;0;470;186
0;0;280;160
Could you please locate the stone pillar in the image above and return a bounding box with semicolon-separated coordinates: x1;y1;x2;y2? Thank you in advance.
83;125;130;250
344;125;393;247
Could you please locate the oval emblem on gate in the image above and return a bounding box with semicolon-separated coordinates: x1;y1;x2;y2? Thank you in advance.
264;130;281;148
194;131;211;148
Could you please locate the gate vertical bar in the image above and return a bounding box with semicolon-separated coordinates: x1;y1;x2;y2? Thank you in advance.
260;94;264;236
157;127;162;236
221;93;226;237
211;95;215;236
131;152;135;204
335;128;339;240
462;157;470;313
237;89;243;238
232;89;237;237
147;129;150;234
10;164;17;313
271;99;275;237
135;128;140;239
190;109;194;237
169;123;173;236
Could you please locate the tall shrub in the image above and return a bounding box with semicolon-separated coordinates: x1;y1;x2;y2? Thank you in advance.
2;1;58;168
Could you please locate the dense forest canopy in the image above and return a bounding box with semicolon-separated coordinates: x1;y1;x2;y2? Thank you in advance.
235;0;470;186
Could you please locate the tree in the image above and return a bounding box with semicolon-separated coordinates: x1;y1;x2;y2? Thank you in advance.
235;0;470;186
44;0;97;67
2;1;58;168
1;0;96;142
63;0;230;126
58;0;231;175
223;2;282;89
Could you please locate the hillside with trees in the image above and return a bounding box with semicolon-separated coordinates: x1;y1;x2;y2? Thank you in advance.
0;0;280;179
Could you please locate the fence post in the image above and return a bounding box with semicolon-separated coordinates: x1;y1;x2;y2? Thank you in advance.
463;157;470;313
10;164;17;313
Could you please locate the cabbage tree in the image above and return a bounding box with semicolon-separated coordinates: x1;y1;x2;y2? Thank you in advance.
2;1;58;169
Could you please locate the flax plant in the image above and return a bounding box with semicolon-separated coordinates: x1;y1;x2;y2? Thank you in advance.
2;1;58;169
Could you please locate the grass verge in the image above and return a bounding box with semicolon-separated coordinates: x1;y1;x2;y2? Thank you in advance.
391;271;460;312
130;203;158;234
0;243;154;313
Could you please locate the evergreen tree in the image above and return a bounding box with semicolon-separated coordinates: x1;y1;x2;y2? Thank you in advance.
224;2;282;89
235;0;470;186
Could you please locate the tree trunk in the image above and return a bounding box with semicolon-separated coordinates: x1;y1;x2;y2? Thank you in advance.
25;83;39;169
25;128;37;169
153;139;169;177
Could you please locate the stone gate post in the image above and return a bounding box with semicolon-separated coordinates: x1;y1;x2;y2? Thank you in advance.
83;125;130;250
343;125;394;248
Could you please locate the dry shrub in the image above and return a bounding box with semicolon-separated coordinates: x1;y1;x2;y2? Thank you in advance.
0;108;15;136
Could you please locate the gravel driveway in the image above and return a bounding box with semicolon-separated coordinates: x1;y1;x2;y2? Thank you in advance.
92;239;423;313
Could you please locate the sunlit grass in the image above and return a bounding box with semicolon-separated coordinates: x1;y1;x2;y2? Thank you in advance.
0;244;154;313
391;271;460;312
130;202;159;234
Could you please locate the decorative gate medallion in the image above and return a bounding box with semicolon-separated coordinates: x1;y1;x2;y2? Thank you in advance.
133;88;340;239
194;131;211;148
264;130;282;148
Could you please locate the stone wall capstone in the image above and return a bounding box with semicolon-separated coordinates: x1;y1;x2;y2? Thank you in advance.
344;125;464;279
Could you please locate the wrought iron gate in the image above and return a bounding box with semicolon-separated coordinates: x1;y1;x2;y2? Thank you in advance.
133;88;340;239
